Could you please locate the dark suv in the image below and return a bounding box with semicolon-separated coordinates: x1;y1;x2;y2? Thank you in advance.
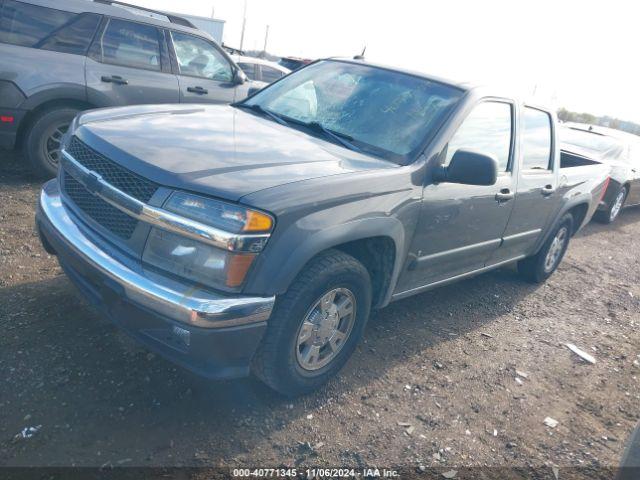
0;0;250;178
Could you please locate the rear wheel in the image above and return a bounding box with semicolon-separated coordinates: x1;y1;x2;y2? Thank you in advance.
24;107;79;179
518;214;573;283
595;186;627;224
252;249;372;396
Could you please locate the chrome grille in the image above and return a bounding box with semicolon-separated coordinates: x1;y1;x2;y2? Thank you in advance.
63;172;139;240
66;136;158;202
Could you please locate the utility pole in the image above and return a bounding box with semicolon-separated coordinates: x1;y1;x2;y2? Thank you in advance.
263;25;269;55
210;5;215;19
239;0;247;51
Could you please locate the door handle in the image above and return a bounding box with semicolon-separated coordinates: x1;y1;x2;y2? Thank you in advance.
541;184;556;196
187;86;209;94
495;189;514;202
101;75;128;85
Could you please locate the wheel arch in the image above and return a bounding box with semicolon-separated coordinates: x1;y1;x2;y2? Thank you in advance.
566;202;589;235
245;217;406;309
17;98;96;149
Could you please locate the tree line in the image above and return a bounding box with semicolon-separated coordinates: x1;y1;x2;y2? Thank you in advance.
558;108;640;136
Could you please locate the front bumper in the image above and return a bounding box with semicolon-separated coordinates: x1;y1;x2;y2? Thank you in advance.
36;180;274;379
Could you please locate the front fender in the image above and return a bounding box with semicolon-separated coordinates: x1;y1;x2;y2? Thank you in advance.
243;216;407;306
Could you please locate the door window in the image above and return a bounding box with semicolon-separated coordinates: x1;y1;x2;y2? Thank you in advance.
445;101;513;171
171;32;232;82
261;65;284;83
522;107;553;171
99;19;161;71
0;0;99;55
238;62;257;81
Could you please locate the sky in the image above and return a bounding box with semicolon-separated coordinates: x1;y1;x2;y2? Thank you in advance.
129;0;640;123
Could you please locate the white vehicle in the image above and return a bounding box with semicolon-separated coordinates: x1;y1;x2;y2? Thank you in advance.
231;55;290;88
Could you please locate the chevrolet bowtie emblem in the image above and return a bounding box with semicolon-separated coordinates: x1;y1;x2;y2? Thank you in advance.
84;171;102;194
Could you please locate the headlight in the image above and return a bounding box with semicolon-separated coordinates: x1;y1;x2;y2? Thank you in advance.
142;192;274;290
164;191;273;233
143;229;255;289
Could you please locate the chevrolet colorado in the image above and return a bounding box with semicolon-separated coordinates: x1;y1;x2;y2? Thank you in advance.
36;59;609;395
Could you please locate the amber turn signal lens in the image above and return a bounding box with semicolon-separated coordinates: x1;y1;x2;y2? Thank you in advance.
226;254;256;287
243;210;273;232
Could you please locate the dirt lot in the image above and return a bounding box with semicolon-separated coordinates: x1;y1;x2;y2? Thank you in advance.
1;150;639;476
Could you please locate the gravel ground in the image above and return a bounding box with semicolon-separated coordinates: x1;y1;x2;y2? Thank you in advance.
1;150;639;477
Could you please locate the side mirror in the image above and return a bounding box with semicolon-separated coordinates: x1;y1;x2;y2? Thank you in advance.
233;68;247;85
434;149;498;186
248;86;262;97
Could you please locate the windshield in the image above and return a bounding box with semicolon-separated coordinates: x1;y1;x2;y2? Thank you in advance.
242;60;463;163
561;127;626;161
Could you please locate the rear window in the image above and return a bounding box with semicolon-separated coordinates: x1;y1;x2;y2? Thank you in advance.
0;0;99;55
238;62;257;81
99;18;161;71
261;65;284;83
522;107;553;171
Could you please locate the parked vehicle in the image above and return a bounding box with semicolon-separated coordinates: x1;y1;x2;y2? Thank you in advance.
231;55;290;89
560;123;640;223
278;56;312;71
36;59;609;396
0;0;250;178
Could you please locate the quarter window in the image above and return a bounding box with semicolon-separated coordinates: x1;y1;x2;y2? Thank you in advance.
171;32;232;82
99;19;161;71
522;107;553;170
445;101;513;171
0;0;99;55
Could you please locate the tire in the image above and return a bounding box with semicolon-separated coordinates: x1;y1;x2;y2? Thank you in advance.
518;214;574;283
252;249;372;396
594;186;628;224
24;107;79;179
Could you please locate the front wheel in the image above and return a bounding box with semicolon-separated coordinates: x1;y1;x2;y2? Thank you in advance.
252;250;372;396
595;186;627;224
518;214;574;283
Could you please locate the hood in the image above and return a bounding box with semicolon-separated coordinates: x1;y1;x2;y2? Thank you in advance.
560;142;629;169
73;104;394;202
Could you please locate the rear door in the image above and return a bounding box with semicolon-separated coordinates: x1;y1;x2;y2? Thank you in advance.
168;30;238;104
85;17;179;106
396;99;518;292
496;106;561;261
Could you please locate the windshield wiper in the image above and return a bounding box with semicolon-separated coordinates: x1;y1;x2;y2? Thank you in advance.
293;120;362;153
235;103;288;126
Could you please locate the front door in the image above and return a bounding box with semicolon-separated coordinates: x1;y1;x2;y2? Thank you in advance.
168;31;239;104
86;18;179;106
395;100;517;294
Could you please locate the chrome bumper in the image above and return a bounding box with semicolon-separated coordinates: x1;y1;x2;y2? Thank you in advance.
37;180;275;329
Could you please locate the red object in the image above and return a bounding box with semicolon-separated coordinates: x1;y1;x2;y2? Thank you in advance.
600;177;611;201
0;115;14;123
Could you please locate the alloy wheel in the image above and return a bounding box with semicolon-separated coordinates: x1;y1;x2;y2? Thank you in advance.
42;122;70;169
544;226;568;273
295;288;357;371
609;189;626;222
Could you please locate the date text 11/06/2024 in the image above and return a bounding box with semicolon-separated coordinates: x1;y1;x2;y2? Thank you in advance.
232;468;400;478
